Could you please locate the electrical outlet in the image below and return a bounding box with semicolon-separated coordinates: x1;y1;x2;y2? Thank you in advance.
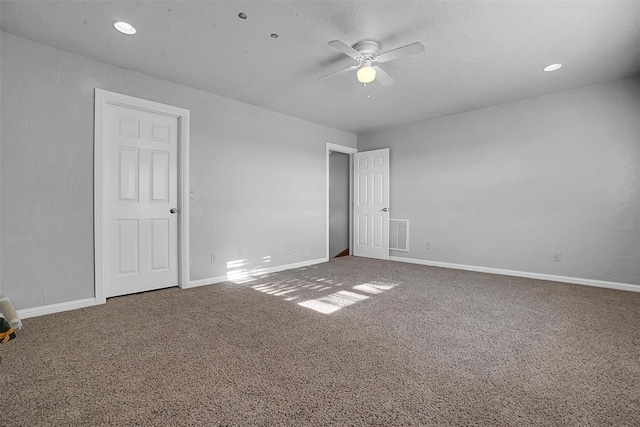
239;251;244;260
426;242;431;249
553;252;562;262
210;253;216;263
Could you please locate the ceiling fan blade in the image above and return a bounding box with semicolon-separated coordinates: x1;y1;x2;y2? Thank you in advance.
373;66;394;86
328;40;362;60
375;41;425;63
318;64;360;81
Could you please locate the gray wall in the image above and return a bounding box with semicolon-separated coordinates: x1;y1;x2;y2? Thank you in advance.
0;32;356;310
329;151;349;258
358;78;640;285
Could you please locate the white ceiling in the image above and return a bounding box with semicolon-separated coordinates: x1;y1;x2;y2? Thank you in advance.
2;1;639;134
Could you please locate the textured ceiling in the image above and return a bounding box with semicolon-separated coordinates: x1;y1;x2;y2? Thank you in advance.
2;1;639;134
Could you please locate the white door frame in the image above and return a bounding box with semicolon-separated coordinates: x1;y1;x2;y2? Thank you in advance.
94;89;190;304
326;142;358;261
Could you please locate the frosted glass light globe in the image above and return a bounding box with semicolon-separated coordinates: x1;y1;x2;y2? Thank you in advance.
357;65;376;83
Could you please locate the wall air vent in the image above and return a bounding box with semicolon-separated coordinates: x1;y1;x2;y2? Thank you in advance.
389;219;409;251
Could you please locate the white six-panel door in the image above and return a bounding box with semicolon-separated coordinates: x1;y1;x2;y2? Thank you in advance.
103;103;178;297
353;148;390;260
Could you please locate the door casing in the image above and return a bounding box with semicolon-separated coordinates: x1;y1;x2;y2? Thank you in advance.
94;89;190;304
326;143;358;261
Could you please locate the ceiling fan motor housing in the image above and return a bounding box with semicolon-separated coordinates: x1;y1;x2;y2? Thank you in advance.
353;41;380;59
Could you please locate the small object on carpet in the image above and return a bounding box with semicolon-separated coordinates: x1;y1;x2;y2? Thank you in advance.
0;317;16;343
0;296;23;331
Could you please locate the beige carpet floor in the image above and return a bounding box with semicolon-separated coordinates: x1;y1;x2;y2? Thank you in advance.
2;256;639;426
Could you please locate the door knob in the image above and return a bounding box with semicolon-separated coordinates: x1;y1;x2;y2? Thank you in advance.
170;208;177;214
382;207;389;212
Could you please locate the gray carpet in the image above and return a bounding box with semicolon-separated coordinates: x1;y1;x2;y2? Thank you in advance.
2;256;639;426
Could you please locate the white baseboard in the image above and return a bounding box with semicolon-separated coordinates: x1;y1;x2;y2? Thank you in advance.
13;258;329;318
185;275;228;288
185;257;328;289
12;256;636;320
389;256;640;293
16;297;98;320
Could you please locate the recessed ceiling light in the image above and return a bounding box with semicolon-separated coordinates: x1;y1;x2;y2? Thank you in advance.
238;12;247;20
114;21;136;35
271;33;279;38
543;63;562;72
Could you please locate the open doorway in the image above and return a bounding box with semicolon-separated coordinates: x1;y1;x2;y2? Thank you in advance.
326;143;357;260
329;151;350;258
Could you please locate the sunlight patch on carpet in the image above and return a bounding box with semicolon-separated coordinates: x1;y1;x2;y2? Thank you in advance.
353;282;398;295
298;290;370;314
241;266;401;314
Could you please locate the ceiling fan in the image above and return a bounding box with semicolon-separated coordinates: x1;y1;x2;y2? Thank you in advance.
318;39;425;86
